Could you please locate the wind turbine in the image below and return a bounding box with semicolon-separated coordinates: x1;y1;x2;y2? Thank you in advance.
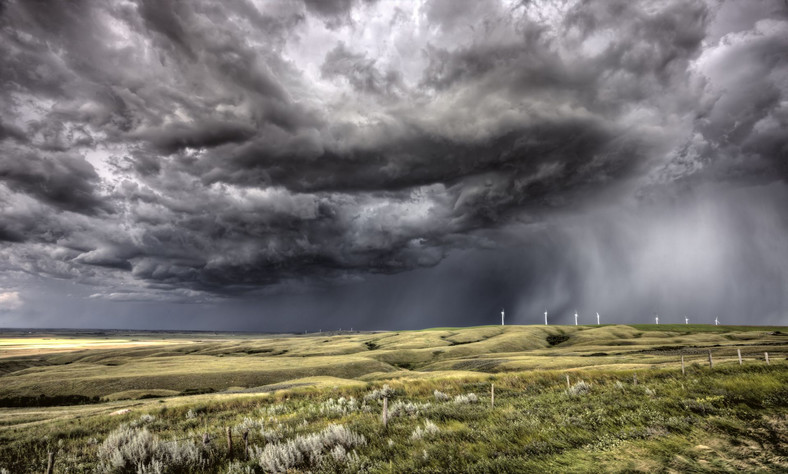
596;312;600;325
655;314;659;325
501;308;505;326
544;310;548;325
685;316;689;325
574;310;578;326
715;316;719;326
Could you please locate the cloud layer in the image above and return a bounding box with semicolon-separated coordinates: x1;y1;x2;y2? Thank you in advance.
0;0;786;327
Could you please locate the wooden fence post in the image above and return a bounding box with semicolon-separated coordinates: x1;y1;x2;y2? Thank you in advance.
681;355;685;376
491;383;495;409
708;350;713;369
765;352;770;365
383;396;389;427
566;374;570;389
738;349;742;365
45;451;55;474
242;430;249;460
633;373;638;386
226;426;232;456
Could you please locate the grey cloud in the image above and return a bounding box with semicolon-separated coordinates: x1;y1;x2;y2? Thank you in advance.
654;7;788;186
321;43;404;96
0;146;109;214
0;0;785;328
0;121;27;143
303;0;355;28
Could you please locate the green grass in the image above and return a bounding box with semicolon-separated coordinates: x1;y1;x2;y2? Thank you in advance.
0;324;786;472
628;324;786;333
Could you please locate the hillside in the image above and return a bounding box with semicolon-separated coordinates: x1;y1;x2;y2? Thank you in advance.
0;325;786;472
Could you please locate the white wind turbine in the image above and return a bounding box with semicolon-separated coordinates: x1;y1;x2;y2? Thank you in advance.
596;312;600;325
501;308;505;326
685;316;689;325
655;314;659;325
715;316;719;326
574;310;578;326
544;310;548;326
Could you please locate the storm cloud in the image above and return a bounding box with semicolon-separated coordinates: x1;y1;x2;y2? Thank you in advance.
0;0;786;329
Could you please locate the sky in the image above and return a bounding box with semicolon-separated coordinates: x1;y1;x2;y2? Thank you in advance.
0;0;787;331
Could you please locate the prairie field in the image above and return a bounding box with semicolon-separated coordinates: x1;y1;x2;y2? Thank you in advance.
0;324;786;473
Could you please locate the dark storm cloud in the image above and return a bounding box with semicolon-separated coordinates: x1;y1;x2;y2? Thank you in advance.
0;146;109;214
0;0;786;327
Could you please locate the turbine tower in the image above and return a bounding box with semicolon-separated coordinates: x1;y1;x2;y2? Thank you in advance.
501;308;505;326
715;316;719;326
544;310;548;326
596;312;600;325
655;314;659;325
574;310;578;326
685;316;689;325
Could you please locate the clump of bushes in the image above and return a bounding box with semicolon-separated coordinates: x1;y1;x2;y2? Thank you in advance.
235;417;282;443
364;384;394;402
131;414;156;427
411;420;440;440
226;460;254;474
96;424;201;473
252;424;365;472
567;380;592;396
264;404;289;416
318;396;369;416
433;390;450;402
547;334;570;346
390;400;432;418
453;393;479;404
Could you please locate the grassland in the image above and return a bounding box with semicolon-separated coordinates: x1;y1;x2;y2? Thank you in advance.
0;324;786;472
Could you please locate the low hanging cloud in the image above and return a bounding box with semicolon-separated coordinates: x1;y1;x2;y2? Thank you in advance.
0;0;786;326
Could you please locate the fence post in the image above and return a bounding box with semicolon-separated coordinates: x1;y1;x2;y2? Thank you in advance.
491;383;495;409
708;350;713;369
633;373;638;386
46;451;55;474
384;396;389;427
738;349;742;365
243;430;249;460
681;355;685;376
566;374;570;389
203;433;210;450
226;426;232;456
765;352;770;365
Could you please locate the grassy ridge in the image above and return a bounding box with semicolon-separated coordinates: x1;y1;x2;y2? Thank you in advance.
1;325;785;403
0;324;785;472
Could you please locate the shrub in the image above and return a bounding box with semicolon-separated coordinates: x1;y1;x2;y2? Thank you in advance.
453;393;479;404
235;417;264;434
264;404;289;416
364;384;394;402
253;424;365;473
133;414;155;426
96;424;201;473
318;396;366;416
390;400;432;418
433;390;450;402
226;460;255;474
411;420;440;440
235;417;282;443
567;381;592;396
